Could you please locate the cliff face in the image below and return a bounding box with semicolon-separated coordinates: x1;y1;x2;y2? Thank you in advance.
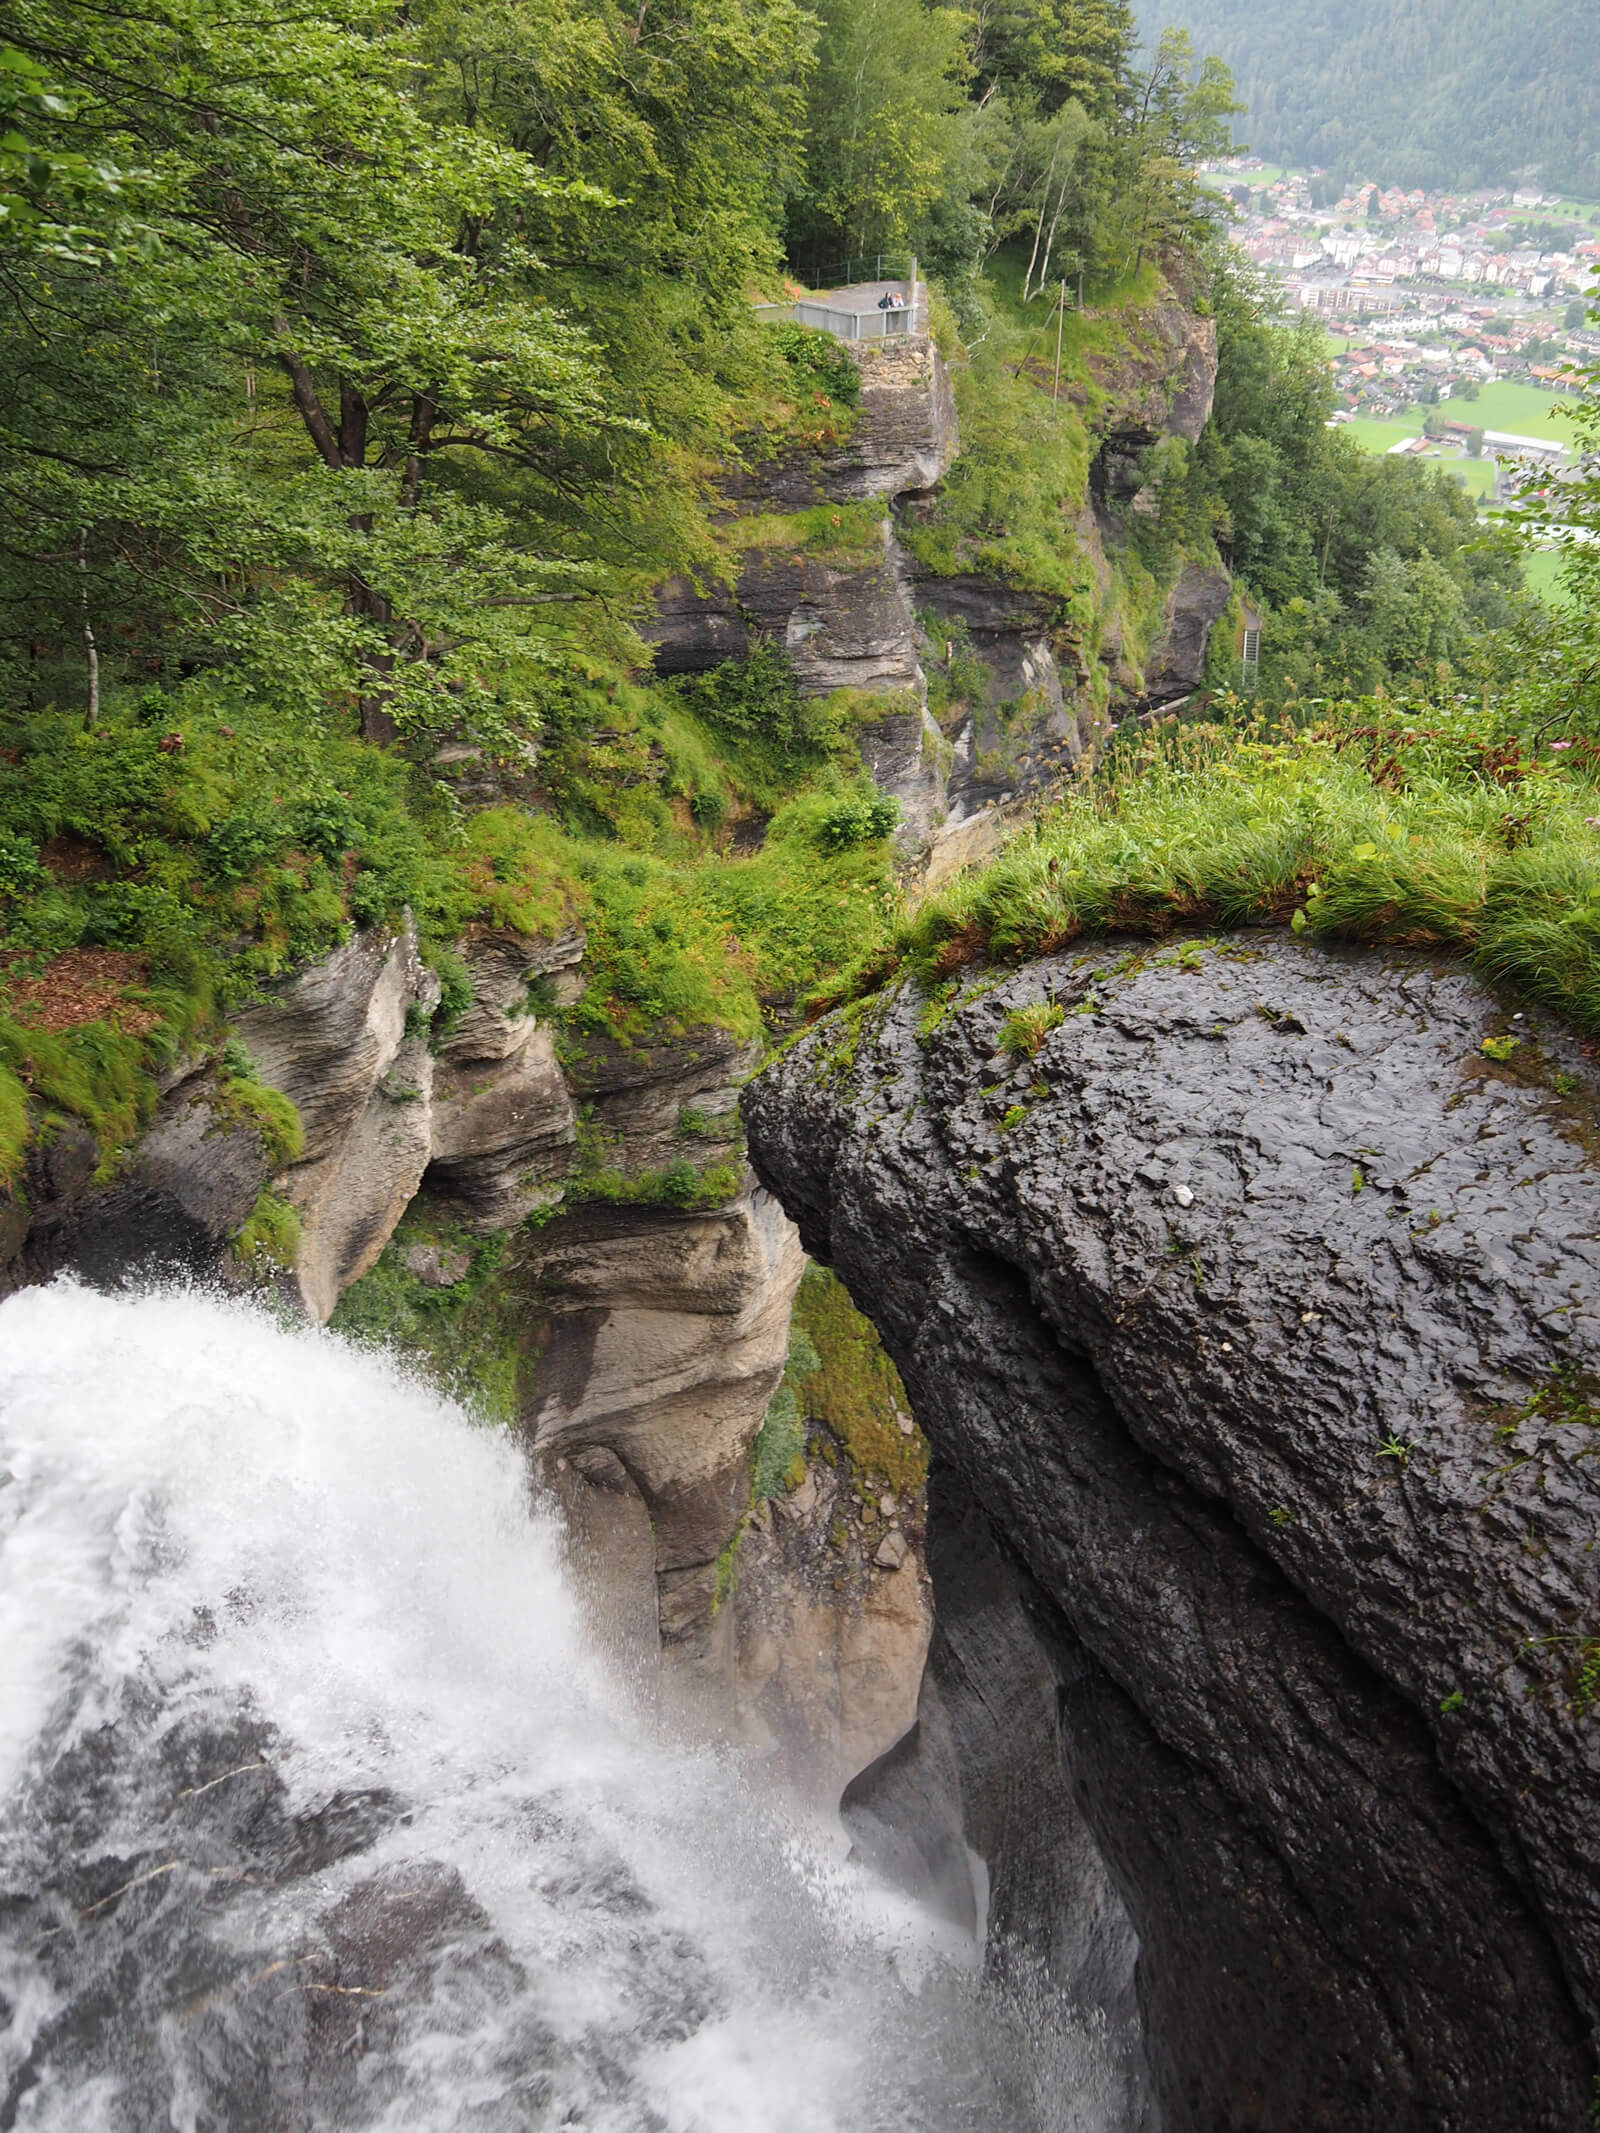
648;335;957;701
744;936;1600;2130
1;916;803;1703
650;297;1229;891
1;295;1237;1816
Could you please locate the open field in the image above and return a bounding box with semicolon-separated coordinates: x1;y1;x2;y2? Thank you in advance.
1522;548;1577;606
1343;413;1426;450
1340;383;1579;460
1337;416;1494;495
1430;382;1581;441
1438;455;1498;498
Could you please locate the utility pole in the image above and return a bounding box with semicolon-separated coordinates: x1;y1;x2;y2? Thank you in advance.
1052;279;1066;402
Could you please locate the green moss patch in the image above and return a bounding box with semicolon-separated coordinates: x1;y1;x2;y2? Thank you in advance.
231;1188;302;1270
790;1261;927;1494
329;1206;526;1425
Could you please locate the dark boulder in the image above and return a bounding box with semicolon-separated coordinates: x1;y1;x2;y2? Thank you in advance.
745;934;1600;2130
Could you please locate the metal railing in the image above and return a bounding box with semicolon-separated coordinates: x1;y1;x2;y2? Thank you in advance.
791;250;915;289
752;296;929;340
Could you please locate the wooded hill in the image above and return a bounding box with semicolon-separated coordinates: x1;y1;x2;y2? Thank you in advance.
1140;0;1600;197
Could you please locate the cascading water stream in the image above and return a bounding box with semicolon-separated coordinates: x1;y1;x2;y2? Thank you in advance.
0;1284;1112;2132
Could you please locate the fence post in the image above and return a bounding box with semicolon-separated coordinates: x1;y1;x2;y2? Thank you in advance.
910;255;919;330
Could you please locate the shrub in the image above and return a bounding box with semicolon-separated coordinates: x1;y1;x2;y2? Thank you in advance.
813;787;900;853
0;830;43;898
770;320;862;408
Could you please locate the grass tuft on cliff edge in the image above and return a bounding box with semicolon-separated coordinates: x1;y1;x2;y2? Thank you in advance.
821;696;1600;1039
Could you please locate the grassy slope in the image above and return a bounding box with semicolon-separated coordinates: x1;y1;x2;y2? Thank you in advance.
840;700;1600;1039
0;670;904;1186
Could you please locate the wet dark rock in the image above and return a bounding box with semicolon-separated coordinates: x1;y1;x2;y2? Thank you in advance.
744;934;1600;2130
2;1079;270;1297
844;1462;1154;2128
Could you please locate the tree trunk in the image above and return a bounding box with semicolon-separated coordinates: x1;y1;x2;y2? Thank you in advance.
76;532;99;730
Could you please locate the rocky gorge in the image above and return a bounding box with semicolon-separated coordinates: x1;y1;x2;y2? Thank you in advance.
7;282;1578;2131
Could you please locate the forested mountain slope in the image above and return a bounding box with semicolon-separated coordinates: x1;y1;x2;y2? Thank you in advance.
1139;0;1600;195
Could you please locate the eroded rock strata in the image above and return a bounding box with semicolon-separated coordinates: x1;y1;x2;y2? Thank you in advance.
744;935;1600;2130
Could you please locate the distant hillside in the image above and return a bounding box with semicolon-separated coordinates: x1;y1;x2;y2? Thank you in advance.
1141;0;1600;198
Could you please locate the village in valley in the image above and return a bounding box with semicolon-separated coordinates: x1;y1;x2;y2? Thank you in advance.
1206;158;1599;530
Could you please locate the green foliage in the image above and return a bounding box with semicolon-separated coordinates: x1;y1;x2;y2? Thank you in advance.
859;699;1600;1044
900;322;1095;601
666;645;856;812
1197;254;1529;704
789;1260;927;1492
998;1000;1065;1057
790;0;974;261
212;1057;305;1167
330;1209;524;1424
769;322;863;409
231;1188;302;1270
0;830;43;897
694;785;902;1007
559;1155;746;1213
752;1383;808;1500
753;1318;823;1500
733;500;888;571
0;1062;28;1185
813;788;901;852
0;1014;161;1173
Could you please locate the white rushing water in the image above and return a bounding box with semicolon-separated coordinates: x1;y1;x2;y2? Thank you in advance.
0;1283;1114;2132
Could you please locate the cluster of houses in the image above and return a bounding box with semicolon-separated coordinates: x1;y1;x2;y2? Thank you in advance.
1210;162;1599;320
1323;320;1584;417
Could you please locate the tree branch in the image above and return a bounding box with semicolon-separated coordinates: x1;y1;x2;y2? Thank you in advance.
273;317;342;470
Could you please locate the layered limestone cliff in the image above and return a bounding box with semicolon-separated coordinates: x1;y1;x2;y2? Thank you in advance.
0;915;804;1706
648;333;958;855
745;936;1600;2130
911;299;1227;890
650;297;1228;901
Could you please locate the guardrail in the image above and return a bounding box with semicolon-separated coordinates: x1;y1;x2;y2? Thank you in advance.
752;297;929;341
792;251;915;288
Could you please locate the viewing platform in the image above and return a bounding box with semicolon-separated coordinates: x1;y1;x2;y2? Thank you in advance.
753;275;929;342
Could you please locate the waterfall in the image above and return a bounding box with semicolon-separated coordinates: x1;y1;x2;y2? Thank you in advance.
0;1283;1111;2132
